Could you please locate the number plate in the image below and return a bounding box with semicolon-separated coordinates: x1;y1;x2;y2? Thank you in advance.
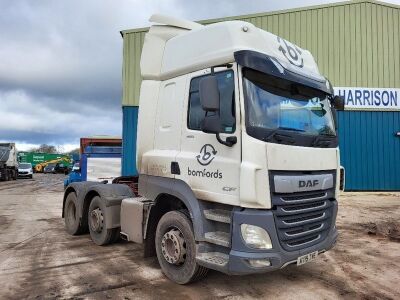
297;251;318;266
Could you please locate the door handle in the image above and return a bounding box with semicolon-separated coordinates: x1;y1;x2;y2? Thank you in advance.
395;132;400;137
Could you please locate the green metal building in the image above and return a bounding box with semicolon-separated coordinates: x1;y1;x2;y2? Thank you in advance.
121;0;400;190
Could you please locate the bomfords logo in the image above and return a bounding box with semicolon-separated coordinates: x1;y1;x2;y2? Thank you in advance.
277;36;304;68
188;144;223;179
196;144;217;166
299;179;319;188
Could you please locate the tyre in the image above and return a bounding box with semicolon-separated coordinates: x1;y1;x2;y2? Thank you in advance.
4;170;9;181
64;192;82;235
111;227;121;243
88;196;115;246
155;210;208;284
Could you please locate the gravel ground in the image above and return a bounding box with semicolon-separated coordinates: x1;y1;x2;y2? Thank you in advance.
0;174;399;299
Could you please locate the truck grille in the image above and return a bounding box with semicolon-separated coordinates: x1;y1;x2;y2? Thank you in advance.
273;192;335;251
270;170;337;252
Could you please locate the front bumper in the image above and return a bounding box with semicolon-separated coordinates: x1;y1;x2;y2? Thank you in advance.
225;201;338;275
18;172;32;177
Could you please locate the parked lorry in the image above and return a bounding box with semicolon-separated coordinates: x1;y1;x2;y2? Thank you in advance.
80;146;122;182
0;143;18;181
62;15;345;284
64;137;123;188
64;145;122;188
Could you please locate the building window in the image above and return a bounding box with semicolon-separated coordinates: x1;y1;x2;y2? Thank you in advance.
187;70;235;133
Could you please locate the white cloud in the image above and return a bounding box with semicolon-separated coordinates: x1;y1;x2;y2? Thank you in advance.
0;89;121;145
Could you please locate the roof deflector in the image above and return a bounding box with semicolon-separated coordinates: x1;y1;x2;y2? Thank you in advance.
149;14;203;30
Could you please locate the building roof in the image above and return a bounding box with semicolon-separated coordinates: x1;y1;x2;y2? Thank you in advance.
121;0;399;35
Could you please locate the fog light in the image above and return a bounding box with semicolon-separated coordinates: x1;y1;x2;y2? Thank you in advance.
240;224;272;249
247;259;271;268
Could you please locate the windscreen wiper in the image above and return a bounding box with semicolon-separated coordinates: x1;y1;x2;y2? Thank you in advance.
277;126;305;132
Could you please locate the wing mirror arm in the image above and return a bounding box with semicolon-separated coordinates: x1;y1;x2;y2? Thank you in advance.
216;134;237;147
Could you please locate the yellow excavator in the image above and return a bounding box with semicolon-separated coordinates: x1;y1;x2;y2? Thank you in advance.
34;156;71;173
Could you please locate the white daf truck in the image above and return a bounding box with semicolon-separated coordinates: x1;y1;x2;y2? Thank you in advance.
62;15;344;284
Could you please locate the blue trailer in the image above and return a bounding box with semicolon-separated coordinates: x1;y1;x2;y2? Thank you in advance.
64;146;122;187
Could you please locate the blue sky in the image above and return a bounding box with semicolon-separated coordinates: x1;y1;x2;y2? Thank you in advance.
0;0;399;151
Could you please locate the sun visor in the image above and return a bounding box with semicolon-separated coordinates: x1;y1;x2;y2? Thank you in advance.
234;50;333;94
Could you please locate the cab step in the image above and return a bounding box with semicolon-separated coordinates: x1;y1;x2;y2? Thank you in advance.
196;252;229;269
203;209;231;224
204;231;230;247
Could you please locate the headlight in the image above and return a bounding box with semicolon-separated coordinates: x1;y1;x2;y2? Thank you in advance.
240;224;272;249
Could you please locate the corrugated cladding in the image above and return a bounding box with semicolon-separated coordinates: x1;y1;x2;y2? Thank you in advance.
122;31;146;106
338;111;400;190
122;0;400;106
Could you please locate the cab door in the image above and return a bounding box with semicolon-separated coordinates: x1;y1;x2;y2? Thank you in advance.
175;66;242;205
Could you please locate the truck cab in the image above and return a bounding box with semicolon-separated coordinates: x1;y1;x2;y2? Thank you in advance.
62;15;344;284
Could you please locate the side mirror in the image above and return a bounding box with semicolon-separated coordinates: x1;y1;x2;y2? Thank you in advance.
199;75;222;134
198;74;237;147
201;114;221;134
332;95;345;111
199;76;220;111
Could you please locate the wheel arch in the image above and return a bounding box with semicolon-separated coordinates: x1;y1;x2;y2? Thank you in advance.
139;175;207;257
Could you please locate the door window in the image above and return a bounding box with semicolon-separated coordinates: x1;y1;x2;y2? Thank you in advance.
187;70;235;133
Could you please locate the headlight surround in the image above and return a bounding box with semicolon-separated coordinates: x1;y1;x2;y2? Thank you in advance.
240;224;273;249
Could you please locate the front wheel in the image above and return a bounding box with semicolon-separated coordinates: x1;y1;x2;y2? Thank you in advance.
88;196;117;245
155;211;208;284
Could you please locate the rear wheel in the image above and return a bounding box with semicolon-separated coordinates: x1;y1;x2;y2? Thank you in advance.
155;211;208;284
64;192;82;235
88;196;115;245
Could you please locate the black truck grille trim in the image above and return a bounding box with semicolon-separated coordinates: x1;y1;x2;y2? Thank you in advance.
285;223;324;237
287;234;321;247
281;192;327;203
281;201;326;213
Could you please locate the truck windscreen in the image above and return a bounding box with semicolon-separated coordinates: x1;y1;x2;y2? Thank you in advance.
243;68;337;148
